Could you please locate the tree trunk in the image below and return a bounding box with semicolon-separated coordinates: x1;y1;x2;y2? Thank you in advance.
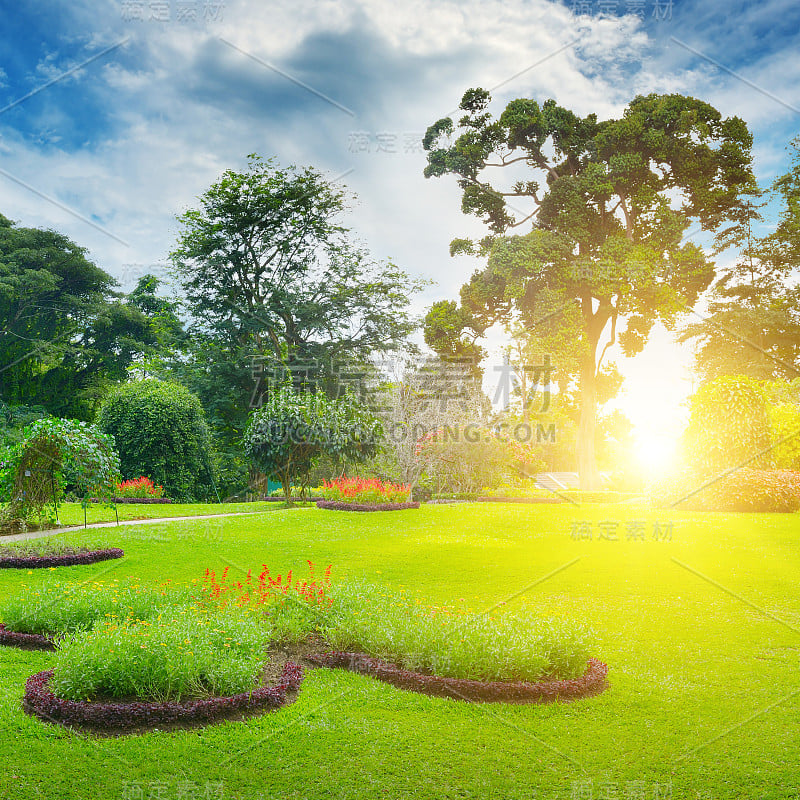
576;296;608;490
577;351;600;490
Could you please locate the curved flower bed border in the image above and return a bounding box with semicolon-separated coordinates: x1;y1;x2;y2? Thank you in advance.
0;624;55;651
24;663;304;732
315;500;420;512
0;548;124;569
308;652;608;703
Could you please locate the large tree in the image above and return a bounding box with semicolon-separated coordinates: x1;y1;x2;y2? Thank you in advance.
422;90;757;487
169;156;425;485
0;215;159;419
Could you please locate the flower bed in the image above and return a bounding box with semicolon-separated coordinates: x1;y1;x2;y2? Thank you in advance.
116;476;165;499
23;663;304;732
87;497;173;504
307;652;608;703
316;500;420;512
0;547;124;569
0;624;54;650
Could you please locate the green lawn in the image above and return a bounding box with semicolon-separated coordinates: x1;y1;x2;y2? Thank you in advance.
1;502;798;799
51;500;287;527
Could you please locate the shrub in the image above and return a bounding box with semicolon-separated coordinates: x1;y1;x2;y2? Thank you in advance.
49;606;271;702
682;376;772;473
0;579;192;637
650;468;800;512
319;582;593;682
321;477;410;504
415;425;542;494
116;476;165;498
97;380;214;501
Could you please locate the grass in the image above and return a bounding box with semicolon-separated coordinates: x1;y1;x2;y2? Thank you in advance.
0;501;798;799
49;500;289;527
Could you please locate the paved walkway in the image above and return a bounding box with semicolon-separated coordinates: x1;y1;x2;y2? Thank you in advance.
1;508;309;545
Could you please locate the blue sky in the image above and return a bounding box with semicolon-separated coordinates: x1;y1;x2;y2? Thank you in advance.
1;0;798;458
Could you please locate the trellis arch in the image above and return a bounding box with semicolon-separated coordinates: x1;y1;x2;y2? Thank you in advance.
1;418;120;529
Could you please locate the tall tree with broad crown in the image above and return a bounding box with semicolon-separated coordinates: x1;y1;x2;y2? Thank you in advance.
422;90;758;487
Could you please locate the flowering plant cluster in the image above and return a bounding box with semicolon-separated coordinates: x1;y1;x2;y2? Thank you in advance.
321;477;410;505
200;560;332;610
116;476;165;498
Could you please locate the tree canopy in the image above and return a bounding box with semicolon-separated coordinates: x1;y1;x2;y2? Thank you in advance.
0;215;165;419
169;156;425;492
680;137;800;382
423;90;758;487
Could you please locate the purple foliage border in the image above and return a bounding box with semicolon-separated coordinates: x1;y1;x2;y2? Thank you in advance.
315;500;420;512
308;652;608;703
0;548;124;569
0;625;55;651
23;663;304;731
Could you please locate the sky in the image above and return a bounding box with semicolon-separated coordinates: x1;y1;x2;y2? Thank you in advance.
1;0;798;466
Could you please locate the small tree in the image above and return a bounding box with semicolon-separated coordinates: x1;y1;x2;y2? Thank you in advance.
243;387;382;502
97;379;214;501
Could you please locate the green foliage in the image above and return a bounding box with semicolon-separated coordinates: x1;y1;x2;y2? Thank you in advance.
650;468;800;512
0;417;120;526
422;90;758;488
97;379;214;501
770;401;800;470
243;387;382;500
50;606;271;702
319;582;593;682
0;578;193;637
169;156;425;487
682;375;772;473
0;215;165;419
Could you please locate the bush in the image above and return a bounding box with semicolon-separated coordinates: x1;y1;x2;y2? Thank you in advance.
650;468;800;512
0;417;120;528
97;380;214;501
319;582;593;682
683;376;772;473
49;607;271;702
0;579;192;637
415;425;542;494
116;476;164;498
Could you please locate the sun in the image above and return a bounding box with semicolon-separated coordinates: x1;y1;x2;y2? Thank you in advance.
633;430;678;479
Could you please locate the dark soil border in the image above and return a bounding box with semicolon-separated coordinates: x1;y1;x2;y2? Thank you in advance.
0;548;124;569
307;652;608;703
23;663;304;733
0;624;55;651
315;500;420;512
